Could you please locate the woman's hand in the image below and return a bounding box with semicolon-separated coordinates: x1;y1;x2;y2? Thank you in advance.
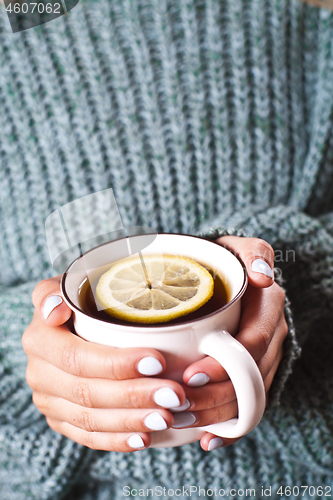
22;278;189;452
180;236;288;451
22;236;288;453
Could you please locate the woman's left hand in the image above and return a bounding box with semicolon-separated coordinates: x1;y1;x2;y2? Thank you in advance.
177;236;288;451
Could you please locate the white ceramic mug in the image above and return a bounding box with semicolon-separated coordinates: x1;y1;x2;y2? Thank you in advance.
61;233;266;448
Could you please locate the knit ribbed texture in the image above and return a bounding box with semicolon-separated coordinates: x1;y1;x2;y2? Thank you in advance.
0;0;333;499
1;0;333;285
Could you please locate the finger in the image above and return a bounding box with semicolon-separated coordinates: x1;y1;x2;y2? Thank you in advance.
32;276;72;326
182;326;284;431
216;236;274;288
200;432;240;451
184;379;236;411
183;284;285;385
183;347;280;407
46;417;151;451
185;347;282;441
23;313;166;379
27;358;186;409
184;355;281;442
237;283;285;362
33;394;173;433
171;399;238;430
256;316;287;381
183;356;227;386
262;344;284;395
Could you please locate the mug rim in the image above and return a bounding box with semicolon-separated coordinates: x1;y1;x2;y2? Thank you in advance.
61;233;248;330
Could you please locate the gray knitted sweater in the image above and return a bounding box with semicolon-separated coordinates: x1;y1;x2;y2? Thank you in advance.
1;0;333;499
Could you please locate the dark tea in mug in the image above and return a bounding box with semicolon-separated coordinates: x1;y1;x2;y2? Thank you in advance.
78;260;230;327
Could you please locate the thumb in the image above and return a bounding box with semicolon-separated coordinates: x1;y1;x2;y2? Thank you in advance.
216;236;274;288
32;276;72;326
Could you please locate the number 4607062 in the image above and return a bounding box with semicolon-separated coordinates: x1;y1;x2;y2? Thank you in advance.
277;485;332;497
6;2;61;14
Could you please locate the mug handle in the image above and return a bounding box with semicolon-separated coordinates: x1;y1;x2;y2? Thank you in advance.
198;330;266;439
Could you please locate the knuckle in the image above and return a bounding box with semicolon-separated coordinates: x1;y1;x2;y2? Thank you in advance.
122;415;135;432
31;391;39;406
209;391;224;409
61;343;81;375
117;355;133;380
32;393;50;417
213;381;235;408
126;382;141;408
103;354;118;380
22;328;34;355
281;317;289;340
46;416;57;432
83;432;101;450
25;364;38;390
72;379;93;408
195;389;225;411
76;410;95;432
83;431;99;450
202;405;230;426
257;329;271;358
32;392;45;410
206;406;224;425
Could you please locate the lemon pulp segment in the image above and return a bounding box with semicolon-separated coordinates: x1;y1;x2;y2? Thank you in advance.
95;255;214;323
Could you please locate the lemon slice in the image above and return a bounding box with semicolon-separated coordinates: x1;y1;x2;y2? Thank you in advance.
95;255;214;323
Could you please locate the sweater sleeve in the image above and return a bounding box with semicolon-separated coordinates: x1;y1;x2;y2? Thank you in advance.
0;281;90;500
197;203;333;408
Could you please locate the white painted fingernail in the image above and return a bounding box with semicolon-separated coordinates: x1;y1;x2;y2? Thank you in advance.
43;295;63;319
170;398;190;412
144;412;168;431
138;357;163;376
251;259;274;279
172;412;196;429
127;434;145;449
208;437;224;451
187;373;210;387
153;387;180;408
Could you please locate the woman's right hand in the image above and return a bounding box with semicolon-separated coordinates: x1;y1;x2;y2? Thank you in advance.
22;277;186;452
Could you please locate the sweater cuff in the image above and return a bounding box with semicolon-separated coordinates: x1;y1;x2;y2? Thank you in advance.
196;204;303;408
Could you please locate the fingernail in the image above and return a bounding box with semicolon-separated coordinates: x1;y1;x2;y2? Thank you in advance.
207;437;224;451
170;398;190;412
138;357;163;376
153;387;180;408
144;412;168;431
187;373;210;387
172;412;196;429
127;434;145;449
43;295;63;319
251;259;274;279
